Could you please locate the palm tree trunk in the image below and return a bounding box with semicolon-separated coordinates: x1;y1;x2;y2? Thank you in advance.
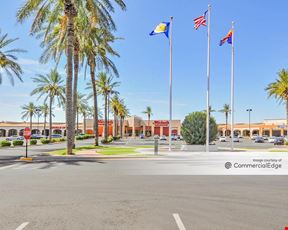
72;38;79;147
49;97;53;140
89;61;99;146
30;115;32;132
43;114;47;136
225;113;228;137
104;94;108;139
286;100;288;137
76;109;79;133
113;114;117;137
120;117;123;138
64;0;77;155
83;113;86;134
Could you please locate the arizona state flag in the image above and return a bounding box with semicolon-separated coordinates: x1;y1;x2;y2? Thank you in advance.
219;30;233;46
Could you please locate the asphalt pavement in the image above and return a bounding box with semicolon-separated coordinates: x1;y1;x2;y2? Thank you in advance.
0;156;287;229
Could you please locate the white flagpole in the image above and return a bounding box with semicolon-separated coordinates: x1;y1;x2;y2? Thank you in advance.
169;16;173;152
206;5;211;152
230;21;235;150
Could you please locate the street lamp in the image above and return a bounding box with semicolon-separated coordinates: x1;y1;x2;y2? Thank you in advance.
246;109;252;137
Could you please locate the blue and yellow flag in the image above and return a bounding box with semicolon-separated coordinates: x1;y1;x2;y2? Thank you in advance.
150;22;170;38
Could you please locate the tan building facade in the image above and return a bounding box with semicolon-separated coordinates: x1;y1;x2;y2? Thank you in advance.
0;116;182;137
218;119;288;137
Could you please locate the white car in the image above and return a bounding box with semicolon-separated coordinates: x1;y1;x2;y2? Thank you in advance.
160;135;167;141
268;137;275;143
251;134;258;140
219;136;227;142
233;137;240;142
262;135;269;140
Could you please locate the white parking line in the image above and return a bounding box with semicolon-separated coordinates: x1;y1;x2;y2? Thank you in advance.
0;164;20;170
173;213;186;230
15;222;29;230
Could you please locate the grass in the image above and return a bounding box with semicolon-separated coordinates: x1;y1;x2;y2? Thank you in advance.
49;145;140;156
269;149;288;152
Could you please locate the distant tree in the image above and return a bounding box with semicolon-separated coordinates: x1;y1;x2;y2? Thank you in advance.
181;111;217;145
31;70;65;140
0;30;25;85
21;102;37;131
219;104;230;136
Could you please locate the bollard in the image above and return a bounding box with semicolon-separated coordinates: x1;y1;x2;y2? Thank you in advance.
154;139;158;155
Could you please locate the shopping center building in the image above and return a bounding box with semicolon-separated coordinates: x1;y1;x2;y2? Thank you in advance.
218;119;288;137
0;116;182;138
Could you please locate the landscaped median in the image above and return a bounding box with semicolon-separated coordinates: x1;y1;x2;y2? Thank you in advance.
49;145;154;157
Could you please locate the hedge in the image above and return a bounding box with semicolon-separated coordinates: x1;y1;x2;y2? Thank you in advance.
13;140;24;146
30;139;37;145
0;140;11;147
40;138;51;144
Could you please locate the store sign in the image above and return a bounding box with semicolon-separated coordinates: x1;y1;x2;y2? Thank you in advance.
154;120;169;127
98;120;113;125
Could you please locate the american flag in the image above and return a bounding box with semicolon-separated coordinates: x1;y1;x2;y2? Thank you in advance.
194;11;208;30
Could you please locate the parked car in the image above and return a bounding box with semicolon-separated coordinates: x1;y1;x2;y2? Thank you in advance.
177;135;183;140
255;136;264;143
219;136;227;142
268;136;276;143
30;134;43;139
6;136;24;141
233;137;240;142
251;134;258;140
51;134;62;139
238;135;243;139
139;134;145;139
262;135;269;140
274;137;284;145
160;135;167;141
154;135;160;140
171;135;177;141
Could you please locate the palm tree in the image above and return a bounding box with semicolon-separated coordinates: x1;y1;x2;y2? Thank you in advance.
76;93;88;134
31;70;65;140
40;104;49;136
266;69;288;135
219;104;230;136
143;106;153;124
0;30;25;85
97;72;120;139
118;100;129;138
21;102;37;131
111;95;122;136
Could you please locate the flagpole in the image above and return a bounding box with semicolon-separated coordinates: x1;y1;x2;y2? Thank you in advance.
231;21;235;150
206;5;211;152
169;16;173;151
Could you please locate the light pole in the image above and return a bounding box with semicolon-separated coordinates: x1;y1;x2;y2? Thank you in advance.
246;109;252;137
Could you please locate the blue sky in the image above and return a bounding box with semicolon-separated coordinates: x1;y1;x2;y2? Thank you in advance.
0;0;288;124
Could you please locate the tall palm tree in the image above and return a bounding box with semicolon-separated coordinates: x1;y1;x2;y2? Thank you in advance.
118;100;129;138
76;93;88;134
111;95;122;136
31;70;65;140
97;72;120;139
143;106;153;125
0;30;25;85
17;0;126;154
40;104;49;136
266;69;288;135
219;104;230;136
21;102;37;131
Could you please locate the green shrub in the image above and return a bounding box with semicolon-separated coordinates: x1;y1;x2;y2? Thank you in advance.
181;111;218;145
113;135;121;141
30;139;37;145
12;140;24;146
51;138;61;143
60;138;66;142
1;140;11;147
40;138;50;144
107;135;114;143
76;136;84;140
101;139;109;144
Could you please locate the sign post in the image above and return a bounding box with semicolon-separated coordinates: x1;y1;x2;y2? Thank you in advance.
23;127;31;159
